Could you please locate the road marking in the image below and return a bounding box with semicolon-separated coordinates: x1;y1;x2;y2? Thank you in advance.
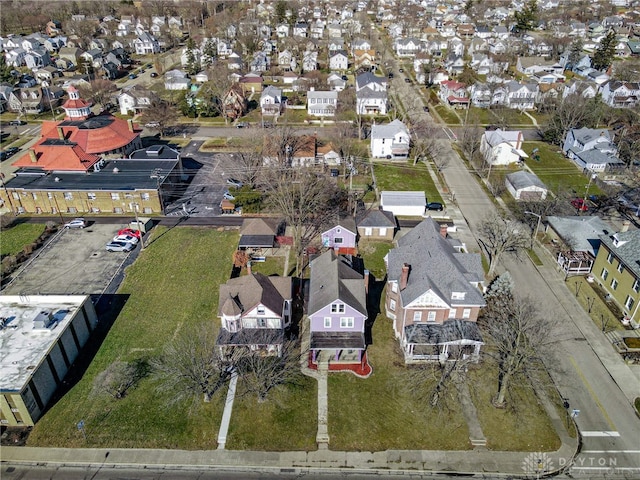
581;431;620;437
569;355;617;431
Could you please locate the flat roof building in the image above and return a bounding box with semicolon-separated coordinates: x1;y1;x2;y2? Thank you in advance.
0;295;98;426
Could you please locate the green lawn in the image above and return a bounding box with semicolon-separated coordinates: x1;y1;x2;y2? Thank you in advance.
522;142;603;196
245;255;286;277
357;239;393;279
27;227;239;449
374;161;443;205
566;277;626;332
1;223;46;256
488;108;533;126
467;359;561;451
433;105;461;125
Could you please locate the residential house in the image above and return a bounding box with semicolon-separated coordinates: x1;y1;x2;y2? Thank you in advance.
353;49;376;71
223;84;247;120
238;217;283;252
370;119;410;160
57;47;83;67
563;127;623;172
24;48;51;70
356;86;387;115
278;49;294;71
327;73;346;91
293;21;308;38
355;72;387;92
562;80;598;99
307;250;370;375
307;89;338;117
380;191;426;217
444;53;465;76
504;81;538;110
302;50;318;72
239;72;263;94
505;171;548;201
356;208;396;240
260;85;283;115
546;216;613;275
328;37;345;52
329;50;348;71
216;272;292;358
480;129;527;166
516;57;563;77
249;51;270;72
118;85;156;115
438;80;469;108
133;32;160;55
592;228;640;324
395;37;423;57
262;135;317;167
164;70;190;90
321;217;358;254
276;23;290;38
6;48;27;67
351;38;371;53
384;218;485;364
599;80;640;108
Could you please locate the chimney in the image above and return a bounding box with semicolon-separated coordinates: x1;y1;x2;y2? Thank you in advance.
400;263;410;291
363;269;369;295
440;224;448;238
56;126;65;140
127;118;134;132
29;149;37;163
621;220;630;233
247;260;252;276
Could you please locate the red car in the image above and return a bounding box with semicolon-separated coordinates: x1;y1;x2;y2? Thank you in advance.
571;198;589;211
118;228;142;238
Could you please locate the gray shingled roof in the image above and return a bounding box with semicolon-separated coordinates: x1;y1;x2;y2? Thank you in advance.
404;320;483;344
547;216;613;255
217;273;291;318
356;208;396;228
386;218;485;308
370;119;408;140
506;171;547;190
307;250;367;317
357;85;387;99
598;230;640;278
310;331;365;349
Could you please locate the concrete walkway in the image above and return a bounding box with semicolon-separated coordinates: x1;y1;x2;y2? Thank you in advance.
216;371;237;450
454;376;487;449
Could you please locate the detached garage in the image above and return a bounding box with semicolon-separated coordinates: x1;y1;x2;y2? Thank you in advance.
505;171;548;201
380;191;426;217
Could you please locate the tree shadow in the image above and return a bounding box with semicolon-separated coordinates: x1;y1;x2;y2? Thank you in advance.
365;273;386;345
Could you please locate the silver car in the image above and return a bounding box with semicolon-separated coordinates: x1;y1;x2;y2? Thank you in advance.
106;241;135;252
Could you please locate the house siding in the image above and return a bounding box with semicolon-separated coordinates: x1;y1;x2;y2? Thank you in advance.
309;303;366;332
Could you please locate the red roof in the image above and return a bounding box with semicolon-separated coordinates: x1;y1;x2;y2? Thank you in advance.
62;96;92;110
12;143;100;171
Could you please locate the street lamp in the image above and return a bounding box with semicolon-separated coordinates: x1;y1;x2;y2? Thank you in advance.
132;202;145;250
582;173;597;210
524;211;542;248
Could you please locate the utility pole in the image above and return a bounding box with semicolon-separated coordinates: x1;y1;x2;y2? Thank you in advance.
133;202;145;250
0;173;16;215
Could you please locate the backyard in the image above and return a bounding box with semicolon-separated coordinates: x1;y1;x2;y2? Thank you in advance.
373;161;444;205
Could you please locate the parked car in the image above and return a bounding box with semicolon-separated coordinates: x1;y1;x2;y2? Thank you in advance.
145;122;160;128
113;234;139;245
150;72;158;78
226;178;243;188
128;73;137;79
426;202;444;211
423;106;429;112
262;121;274;128
9;120;26;126
118;228;142;239
398;68;404;73
4;147;19;156
64;218;86;229
236;122;249;128
106;241;135;252
223;191;235;201
388;72;394;79
571;198;589;211
404;78;412;84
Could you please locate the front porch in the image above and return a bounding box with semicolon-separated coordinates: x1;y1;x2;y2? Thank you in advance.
557;251;594;275
308;349;372;377
403;341;481;364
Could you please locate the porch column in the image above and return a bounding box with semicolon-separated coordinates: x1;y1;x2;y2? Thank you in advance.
312;349;317;362
334;350;340;361
473;344;481;362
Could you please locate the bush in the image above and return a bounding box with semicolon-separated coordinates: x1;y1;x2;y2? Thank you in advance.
0;215;14;229
1;255;17;278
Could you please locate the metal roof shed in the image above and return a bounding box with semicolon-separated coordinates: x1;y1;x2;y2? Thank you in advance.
380;191;426;217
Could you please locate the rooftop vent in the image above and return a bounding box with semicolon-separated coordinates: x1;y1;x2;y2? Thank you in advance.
33;310;55;330
113;167;119;173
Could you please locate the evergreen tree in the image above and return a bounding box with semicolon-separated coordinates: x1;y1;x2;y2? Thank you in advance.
592;30;617;71
275;0;287;24
184;37;200;76
513;0;538;33
568;38;584;69
0;54;14;83
202;39;216;68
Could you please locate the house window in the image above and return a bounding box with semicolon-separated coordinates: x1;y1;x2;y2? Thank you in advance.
334;237;343;244
331;303;345;313
611;278;618;290
462;308;471;319
633;279;640;293
63;192;73;200
389;299;396;311
625;295;635;311
87;193;96;200
391;282;398;293
114;207;123;214
31;193;37;200
257;306;265;315
427;311;436;322
449;308;456;318
111;192;120;200
601;268;609;281
617;263;624;274
413;311;422;322
324;317;331;328
257;318;267;328
340;317;354;328
47;192;53;199
451;292;465;300
607;252;614;264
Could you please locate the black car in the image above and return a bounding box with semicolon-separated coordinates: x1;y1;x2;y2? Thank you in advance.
426;202;444;211
9;120;26;126
388;72;394;79
404;78;412;84
1;147;20;159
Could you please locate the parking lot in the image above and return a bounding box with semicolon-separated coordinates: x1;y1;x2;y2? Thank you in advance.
2;222;136;296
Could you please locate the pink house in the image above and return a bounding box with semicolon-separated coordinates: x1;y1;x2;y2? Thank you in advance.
320;217;357;255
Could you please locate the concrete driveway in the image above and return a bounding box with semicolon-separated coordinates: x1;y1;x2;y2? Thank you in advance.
2;223;136;296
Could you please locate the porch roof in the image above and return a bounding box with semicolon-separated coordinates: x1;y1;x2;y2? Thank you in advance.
404;320;483;345
310;331;365;349
216;328;283;347
239;234;275;248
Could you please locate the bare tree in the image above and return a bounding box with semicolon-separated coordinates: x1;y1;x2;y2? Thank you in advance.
541;94;602;145
151;325;230;403
77;79;117;110
478;213;530;277
140;99;179;137
92;359;149;399
409;119;444;168
231;144;264;189
231;334;303;402
459;112;483;169
263;166;345;275
478;272;558;408
263;126;313;168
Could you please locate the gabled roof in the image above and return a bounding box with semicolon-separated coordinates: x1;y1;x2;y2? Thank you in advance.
356;208;396;228
323;216;357;235
12;141;100;171
386;218;485;308
218;273;292;318
506;171;547;190
307;250;367;317
355;71;386;90
483;129;522;147
371;119;408;140
547;216;613;255
599;230;640;278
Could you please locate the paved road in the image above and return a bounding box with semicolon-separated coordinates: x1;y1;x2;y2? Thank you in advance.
382;53;640;475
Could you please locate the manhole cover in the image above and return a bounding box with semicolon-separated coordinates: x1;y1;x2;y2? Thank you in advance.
91;252;100;258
